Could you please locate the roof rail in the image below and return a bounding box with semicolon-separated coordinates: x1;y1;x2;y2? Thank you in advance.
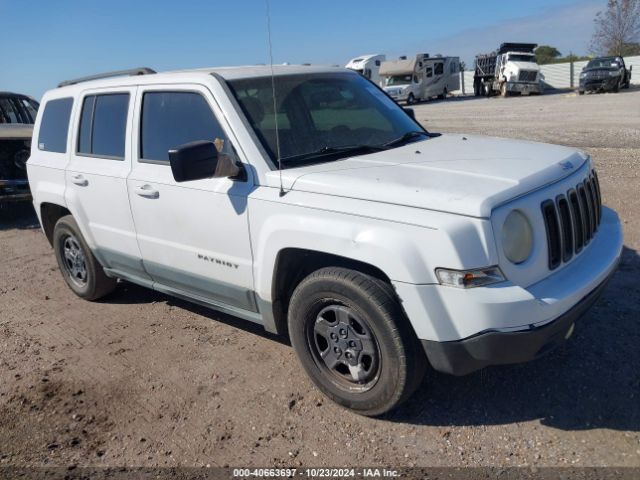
57;67;156;88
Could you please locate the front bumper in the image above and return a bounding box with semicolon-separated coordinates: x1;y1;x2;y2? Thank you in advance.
506;82;542;94
394;206;623;375
385;91;409;102
579;77;619;92
0;179;31;203
421;266;615;375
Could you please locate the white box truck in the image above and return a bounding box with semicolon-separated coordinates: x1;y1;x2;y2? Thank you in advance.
345;54;386;86
380;54;460;104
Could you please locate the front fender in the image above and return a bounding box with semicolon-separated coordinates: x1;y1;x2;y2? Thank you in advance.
248;191;498;303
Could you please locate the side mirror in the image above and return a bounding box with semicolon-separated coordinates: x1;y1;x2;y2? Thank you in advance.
169;140;242;182
404;107;416;120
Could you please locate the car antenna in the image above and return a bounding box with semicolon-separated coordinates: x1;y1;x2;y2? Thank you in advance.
265;0;285;197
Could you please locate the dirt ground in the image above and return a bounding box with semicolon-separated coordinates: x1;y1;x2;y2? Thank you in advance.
1;89;639;469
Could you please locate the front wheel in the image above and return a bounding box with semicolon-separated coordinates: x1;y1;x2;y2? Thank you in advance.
288;267;426;416
53;215;117;300
406;93;415;105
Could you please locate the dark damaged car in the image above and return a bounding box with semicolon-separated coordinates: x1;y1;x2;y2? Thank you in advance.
579;56;632;94
0;92;39;203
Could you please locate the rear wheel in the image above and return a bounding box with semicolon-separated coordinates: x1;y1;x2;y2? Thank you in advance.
474;80;481;97
53;215;116;300
438;88;448;100
288;267;426;416
484;82;492;97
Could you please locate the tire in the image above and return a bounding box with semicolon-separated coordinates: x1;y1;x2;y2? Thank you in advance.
406;93;415;105
578;90;585;95
500;82;508;97
438;88;447;100
474;81;481;97
613;80;620;93
484;82;492;97
288;267;426;416
53;215;116;300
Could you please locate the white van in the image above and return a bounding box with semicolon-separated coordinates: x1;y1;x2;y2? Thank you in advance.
381;54;461;104
345;54;386;86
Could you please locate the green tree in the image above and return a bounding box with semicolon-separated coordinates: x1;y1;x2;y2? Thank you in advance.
535;45;562;64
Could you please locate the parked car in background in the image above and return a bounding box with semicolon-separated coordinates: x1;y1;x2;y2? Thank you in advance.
0;92;39;203
579;56;632;94
345;54;386;86
381;54;460;104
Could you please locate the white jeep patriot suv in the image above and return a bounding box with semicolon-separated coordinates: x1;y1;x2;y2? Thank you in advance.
27;65;622;416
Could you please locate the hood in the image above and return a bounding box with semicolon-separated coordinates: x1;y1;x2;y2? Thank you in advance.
506;61;540;72
0;124;33;141
266;134;587;218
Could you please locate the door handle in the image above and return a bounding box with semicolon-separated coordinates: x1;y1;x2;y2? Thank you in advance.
134;184;159;199
71;174;88;187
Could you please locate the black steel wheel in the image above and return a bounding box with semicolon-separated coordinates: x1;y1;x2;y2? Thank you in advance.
53;215;116;300
308;304;381;390
60;233;88;288
288;267;426;416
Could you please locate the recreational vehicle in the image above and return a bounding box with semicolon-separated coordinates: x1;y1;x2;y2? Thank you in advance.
345;54;386;86
380;54;460;104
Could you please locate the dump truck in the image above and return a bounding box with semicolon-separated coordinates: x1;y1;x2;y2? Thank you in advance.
474;43;543;97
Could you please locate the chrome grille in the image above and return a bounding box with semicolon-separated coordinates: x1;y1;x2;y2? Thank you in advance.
542;170;602;270
518;70;537;82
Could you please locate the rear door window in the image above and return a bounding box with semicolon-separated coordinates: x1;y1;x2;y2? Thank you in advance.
38;98;74;153
77;93;130;159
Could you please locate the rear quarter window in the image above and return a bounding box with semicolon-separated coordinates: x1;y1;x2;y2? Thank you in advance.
38;98;74;153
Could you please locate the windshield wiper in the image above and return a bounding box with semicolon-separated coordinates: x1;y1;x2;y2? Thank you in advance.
280;144;388;166
382;131;429;148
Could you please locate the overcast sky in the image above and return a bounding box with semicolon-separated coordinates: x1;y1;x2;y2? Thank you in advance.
1;0;603;100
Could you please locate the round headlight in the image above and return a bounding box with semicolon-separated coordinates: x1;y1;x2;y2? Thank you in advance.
502;210;533;264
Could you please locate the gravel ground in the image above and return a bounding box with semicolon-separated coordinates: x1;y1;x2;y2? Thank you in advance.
0;88;639;469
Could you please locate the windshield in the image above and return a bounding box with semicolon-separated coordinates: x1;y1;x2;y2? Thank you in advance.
385;75;412;86
0;96;39;124
507;54;535;63
586;58;620;69
227;72;424;168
